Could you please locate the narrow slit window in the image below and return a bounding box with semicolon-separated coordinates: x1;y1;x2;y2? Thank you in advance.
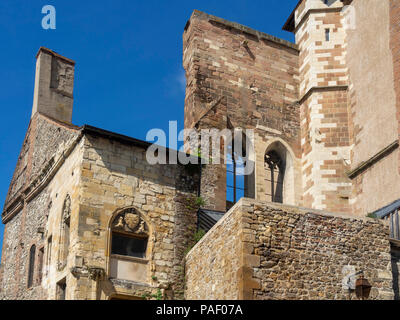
27;245;36;288
325;29;330;41
37;247;44;285
226;143;247;209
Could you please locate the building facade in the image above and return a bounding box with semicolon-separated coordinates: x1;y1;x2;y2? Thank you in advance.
1;0;400;300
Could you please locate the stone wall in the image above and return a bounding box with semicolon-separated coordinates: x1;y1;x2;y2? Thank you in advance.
1;113;81;300
390;0;400;178
185;198;394;300
295;1;352;214
71;132;199;300
347;0;400;216
185;201;243;299
0;213;22;299
183;11;301;210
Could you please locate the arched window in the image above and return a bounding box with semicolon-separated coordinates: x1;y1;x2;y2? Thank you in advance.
265;150;284;203
111;208;149;259
226;132;255;209
109;208;150;283
27;245;36;288
226;143;246;209
58;195;71;270
264;140;296;205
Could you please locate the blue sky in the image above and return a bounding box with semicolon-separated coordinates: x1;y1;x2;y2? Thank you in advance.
0;0;297;258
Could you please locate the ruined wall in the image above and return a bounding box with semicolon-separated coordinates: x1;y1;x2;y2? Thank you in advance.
347;0;400;215
186;198;394;300
183;11;300;150
183;10;301;210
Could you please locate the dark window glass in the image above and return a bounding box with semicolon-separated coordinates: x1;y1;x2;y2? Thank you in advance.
111;233;148;258
325;29;330;41
27;245;36;288
265;150;284;203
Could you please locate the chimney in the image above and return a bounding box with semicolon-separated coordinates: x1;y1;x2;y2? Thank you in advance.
32;47;75;123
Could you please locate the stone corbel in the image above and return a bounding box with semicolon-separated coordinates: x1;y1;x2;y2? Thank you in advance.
88;267;105;281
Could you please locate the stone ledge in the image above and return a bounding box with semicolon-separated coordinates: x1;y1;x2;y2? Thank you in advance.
347;140;399;179
189;10;298;52
186;198;388;261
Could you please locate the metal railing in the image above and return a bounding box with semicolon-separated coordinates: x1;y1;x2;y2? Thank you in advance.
382;210;400;240
374;199;400;240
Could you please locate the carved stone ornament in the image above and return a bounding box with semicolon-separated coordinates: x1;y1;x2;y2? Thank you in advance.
125;213;140;230
112;208;148;235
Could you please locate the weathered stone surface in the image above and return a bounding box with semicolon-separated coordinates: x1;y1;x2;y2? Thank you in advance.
186;199;394;300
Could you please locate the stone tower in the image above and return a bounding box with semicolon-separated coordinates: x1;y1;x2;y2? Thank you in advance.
285;0;352;213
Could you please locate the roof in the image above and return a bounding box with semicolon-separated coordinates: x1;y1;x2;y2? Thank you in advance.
82;125;153;150
282;0;302;32
282;0;354;33
36;47;76;65
81;124;200;164
198;208;225;232
373;199;400;219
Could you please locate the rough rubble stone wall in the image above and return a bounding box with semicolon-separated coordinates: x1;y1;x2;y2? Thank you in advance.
30;115;79;179
185;198;394;300
0;214;22;300
5;126;31;203
247;201;393;300
5;114;78;206
73;134;198;300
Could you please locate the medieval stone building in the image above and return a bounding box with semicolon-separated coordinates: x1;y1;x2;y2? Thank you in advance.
1;0;400;300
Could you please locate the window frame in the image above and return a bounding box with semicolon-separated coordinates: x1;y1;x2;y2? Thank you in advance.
110;230;149;261
226;143;247;205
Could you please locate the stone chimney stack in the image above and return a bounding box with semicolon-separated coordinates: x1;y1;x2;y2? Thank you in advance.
31;47;75;124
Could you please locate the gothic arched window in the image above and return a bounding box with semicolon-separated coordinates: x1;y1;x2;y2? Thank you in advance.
58;195;71;270
226;143;247;209
27;244;36;288
265;150;284;203
110;208;149;259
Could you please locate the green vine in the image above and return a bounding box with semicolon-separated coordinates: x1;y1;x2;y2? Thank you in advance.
184;229;206;256
152;289;163;300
